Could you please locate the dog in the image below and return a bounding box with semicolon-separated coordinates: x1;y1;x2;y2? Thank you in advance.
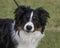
0;0;49;48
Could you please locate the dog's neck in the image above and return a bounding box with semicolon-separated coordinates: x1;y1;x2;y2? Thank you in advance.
11;21;44;48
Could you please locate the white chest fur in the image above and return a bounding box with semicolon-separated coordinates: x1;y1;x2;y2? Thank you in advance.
12;30;44;48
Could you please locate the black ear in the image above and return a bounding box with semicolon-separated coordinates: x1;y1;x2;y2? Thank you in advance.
14;6;27;17
36;7;50;25
14;6;27;30
36;7;50;33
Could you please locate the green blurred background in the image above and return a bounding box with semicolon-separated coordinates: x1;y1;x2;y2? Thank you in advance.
0;0;60;48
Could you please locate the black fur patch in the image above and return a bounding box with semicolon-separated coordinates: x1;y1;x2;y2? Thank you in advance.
0;19;15;48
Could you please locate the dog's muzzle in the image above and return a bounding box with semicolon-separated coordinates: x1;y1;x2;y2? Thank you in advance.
24;22;34;32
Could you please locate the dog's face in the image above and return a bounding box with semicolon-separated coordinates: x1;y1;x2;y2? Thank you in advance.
23;11;39;32
14;6;49;33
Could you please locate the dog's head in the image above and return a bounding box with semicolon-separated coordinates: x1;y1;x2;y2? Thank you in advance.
14;6;49;33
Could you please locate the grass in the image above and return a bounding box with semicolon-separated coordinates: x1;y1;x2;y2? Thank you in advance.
0;0;60;48
38;30;60;48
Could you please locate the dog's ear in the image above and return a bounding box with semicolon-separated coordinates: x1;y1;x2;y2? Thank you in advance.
36;7;50;33
14;6;27;17
36;7;50;25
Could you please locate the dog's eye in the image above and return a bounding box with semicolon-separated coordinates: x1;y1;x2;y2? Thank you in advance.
26;16;29;18
33;17;36;20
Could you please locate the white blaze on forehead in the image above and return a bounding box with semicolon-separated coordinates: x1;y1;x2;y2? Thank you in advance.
29;11;33;21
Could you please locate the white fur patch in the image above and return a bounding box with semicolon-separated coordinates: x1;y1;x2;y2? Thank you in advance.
29;11;33;21
12;30;45;48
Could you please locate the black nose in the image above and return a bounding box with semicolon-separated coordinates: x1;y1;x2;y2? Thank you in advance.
26;25;32;30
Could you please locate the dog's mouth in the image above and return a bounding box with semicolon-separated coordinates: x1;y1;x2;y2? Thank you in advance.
17;26;35;33
24;29;35;33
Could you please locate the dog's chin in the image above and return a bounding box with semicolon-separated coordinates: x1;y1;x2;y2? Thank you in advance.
24;30;35;33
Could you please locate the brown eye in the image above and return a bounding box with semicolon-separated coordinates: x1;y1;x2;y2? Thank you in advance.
26;16;29;18
33;17;36;19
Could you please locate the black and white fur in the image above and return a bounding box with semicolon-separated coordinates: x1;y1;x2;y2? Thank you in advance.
0;0;49;48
